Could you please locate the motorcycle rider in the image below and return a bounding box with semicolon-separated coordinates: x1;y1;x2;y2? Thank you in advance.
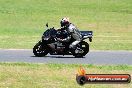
57;17;82;51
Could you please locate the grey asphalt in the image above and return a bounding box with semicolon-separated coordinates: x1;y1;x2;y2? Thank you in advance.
0;49;132;65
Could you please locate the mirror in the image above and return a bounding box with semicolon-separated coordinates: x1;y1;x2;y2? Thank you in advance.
46;23;48;27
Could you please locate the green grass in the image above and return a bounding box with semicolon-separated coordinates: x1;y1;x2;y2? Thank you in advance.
0;63;131;88
0;0;132;50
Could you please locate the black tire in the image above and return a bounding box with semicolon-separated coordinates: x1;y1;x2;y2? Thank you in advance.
72;41;89;58
33;41;49;57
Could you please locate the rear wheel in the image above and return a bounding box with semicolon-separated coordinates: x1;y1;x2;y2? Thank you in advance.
72;41;89;58
33;41;49;57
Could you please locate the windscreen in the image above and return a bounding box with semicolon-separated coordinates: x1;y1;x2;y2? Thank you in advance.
43;29;57;37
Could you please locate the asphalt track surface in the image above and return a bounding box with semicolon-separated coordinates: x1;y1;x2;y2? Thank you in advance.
0;49;132;65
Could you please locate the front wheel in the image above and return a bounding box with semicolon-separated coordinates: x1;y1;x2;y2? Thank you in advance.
33;41;49;57
72;41;89;58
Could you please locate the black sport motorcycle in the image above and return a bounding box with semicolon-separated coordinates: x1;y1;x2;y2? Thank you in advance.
33;23;93;58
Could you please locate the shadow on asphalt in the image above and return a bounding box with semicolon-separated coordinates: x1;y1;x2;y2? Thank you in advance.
30;56;85;58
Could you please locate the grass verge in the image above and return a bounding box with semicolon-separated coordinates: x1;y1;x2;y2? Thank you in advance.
0;63;131;88
0;0;132;50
